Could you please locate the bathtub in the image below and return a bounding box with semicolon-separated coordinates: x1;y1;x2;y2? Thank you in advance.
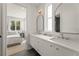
7;35;22;46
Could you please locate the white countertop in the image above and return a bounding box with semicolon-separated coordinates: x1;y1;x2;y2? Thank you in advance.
31;34;53;40
31;34;79;53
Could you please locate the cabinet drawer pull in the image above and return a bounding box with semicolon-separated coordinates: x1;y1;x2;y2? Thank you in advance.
50;45;52;47
56;48;59;50
38;41;39;43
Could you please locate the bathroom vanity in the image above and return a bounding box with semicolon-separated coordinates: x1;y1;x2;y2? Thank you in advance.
30;33;79;56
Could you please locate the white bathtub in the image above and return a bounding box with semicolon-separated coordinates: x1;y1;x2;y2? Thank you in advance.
7;35;22;45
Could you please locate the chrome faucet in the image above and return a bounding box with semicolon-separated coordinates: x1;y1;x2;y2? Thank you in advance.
60;33;69;40
61;33;64;39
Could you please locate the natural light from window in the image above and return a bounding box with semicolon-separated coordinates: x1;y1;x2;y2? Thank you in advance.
47;4;52;32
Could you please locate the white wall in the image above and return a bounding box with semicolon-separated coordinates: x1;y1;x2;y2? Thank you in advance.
7;4;26;18
25;5;37;49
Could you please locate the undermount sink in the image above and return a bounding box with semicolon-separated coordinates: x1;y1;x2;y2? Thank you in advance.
43;34;53;37
35;33;70;40
50;36;70;41
42;33;57;37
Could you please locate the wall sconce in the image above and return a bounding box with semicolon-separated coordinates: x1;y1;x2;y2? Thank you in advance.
37;9;43;16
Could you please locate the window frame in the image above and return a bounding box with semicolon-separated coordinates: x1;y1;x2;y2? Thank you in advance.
8;16;21;32
47;4;53;32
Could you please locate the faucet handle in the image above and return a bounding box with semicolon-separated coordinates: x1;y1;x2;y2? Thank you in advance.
60;33;64;39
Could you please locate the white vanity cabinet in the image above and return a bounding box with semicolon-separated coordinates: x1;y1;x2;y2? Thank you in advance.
38;38;56;56
54;44;79;56
30;34;79;56
30;36;38;50
30;35;57;56
30;35;46;55
37;38;79;56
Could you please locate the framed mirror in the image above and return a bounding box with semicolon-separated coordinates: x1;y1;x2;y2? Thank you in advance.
55;3;79;34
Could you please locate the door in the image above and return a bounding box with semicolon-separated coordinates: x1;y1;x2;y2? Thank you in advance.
55;14;60;32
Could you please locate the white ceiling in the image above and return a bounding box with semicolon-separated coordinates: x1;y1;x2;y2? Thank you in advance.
17;3;46;7
7;4;26;18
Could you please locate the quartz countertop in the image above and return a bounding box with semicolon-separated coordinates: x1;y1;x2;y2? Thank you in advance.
31;34;79;53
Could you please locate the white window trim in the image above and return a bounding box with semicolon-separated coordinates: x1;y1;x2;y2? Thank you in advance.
8;16;22;32
44;4;53;32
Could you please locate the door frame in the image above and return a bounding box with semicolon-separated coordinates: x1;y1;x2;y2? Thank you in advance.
1;3;7;56
2;3;27;56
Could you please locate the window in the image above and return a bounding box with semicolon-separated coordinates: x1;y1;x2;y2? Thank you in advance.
8;17;21;31
10;20;20;31
16;21;20;30
47;4;52;32
10;21;15;30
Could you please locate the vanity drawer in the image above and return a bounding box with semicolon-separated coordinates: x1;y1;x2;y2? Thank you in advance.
38;38;56;56
54;44;79;56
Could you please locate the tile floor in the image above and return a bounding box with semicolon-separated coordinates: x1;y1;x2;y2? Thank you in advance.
11;48;40;56
7;44;26;55
7;40;26;56
7;40;40;56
